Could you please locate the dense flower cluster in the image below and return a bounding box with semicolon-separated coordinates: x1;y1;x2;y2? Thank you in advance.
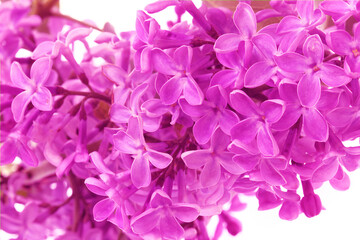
1;0;360;239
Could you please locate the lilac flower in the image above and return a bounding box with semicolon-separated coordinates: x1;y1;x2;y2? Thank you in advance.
275;34;351;107
326;23;360;77
320;0;360;25
130;190;199;239
113;116;172;188
10;57;53;122
181;127;244;188
179;85;239;144
152;45;204;105
272;80;329;142
230;89;285;156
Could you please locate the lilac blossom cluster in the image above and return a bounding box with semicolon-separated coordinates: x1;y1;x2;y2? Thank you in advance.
1;0;360;239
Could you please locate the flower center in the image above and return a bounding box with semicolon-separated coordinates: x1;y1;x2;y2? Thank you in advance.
352;48;360;57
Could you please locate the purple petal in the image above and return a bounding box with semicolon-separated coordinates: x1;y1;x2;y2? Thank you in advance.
183;75;204;105
113;131;138;154
297;74;321;107
230;90;259;117
31;86;53;111
312;156;339;182
109;104;132;123
244;61;276;88
300;194;322;218
11;91;32;122
160;213;184;239
30;57;52;85
252;33;277;60
257;124;279;157
233;154;260;171
131;154;151;188
65;27;92;46
214;33;242;53
296;0;313;22
142;99;169;117
174;45;192;71
329;166;350;191
102;64;127;85
211;127;231;153
89;151;113;174
56;153;75;177
256;188;282;210
31;41;54;59
151;49;178;75
260;159;286;185
320;63;351;87
193;112;217;145
279;201;300;221
84;177;108;196
172;204;200;222
144;149;172;169
0;140;17;165
93;198;116;222
302;108;329;142
159;76;183;105
278;80;299;103
261;99;285;123
181;150;212;169
210;69;241;89
274;53;309;73
178;97;210;118
271;104;302;131
200;159;221;188
206;85;227;110
277;16;303;34
216;152;244;175
150;190;172;208
234;3;256;39
145;1;177;13
131;208;161;234
303;35;323;64
231;118;259;144
326;107;357;127
326;30;352;55
219;109;240;135
10;61;32;89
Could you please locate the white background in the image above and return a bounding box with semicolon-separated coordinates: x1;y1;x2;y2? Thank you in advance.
1;1;360;239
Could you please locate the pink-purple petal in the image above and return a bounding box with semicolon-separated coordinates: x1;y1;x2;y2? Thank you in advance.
144;149;172;169
260;159;286;185
131;208;161;235
244;61;276;88
234;3;256;39
214;33;242;53
11;91;32;122
297;73;321;107
200;159;221;188
159;76;184;105
302;108;329;142
181;150;212;169
193;112;217;145
257;124;279;157
320;63;351;87
230;90;259;117
10;61;32;89
30;57;52;85
93;198;116;221
131;154;151;188
274;53;309;73
31;86;53;111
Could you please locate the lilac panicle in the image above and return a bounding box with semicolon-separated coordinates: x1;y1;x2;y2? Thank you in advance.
1;0;360;239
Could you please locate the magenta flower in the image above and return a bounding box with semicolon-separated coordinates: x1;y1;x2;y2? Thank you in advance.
230;90;285;156
113;116;172;188
152;45;204;105
181;127;244;188
275;34;351;107
272;80;329;142
326;23;360;77
10;57;53;122
320;0;360;25
179;85;239;144
131;190;199;239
